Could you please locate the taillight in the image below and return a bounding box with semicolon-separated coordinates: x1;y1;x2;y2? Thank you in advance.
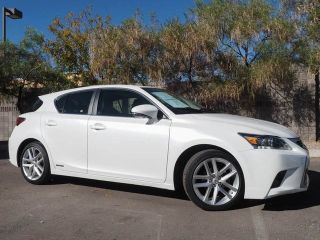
16;117;25;126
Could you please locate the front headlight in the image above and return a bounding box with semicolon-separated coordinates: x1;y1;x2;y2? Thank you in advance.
239;133;291;150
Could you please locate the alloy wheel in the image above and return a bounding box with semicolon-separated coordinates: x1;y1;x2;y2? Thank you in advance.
22;146;45;181
192;157;240;206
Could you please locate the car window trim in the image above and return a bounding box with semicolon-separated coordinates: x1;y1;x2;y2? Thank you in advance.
92;88;169;119
54;89;97;115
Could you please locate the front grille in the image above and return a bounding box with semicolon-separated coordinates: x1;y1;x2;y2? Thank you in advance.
289;138;307;150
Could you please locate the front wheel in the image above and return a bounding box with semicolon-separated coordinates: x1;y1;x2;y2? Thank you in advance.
183;149;244;211
20;141;51;184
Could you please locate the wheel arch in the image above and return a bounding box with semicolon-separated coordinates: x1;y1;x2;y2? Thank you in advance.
173;144;243;192
17;138;44;167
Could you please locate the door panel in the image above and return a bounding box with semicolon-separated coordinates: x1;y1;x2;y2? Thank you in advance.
41;113;89;173
88;116;171;182
87;88;171;182
41;90;94;173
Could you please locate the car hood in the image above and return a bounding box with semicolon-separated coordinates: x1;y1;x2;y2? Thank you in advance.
178;113;297;138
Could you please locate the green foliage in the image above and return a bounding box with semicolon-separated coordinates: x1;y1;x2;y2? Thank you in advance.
299;0;320;73
0;29;70;110
44;0;311;101
45;8;98;85
91;14;161;85
1;0;320;119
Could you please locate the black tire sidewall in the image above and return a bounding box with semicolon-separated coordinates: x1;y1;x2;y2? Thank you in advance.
183;149;244;211
20;142;51;185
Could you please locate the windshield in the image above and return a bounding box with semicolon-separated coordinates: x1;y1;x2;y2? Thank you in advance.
142;88;213;114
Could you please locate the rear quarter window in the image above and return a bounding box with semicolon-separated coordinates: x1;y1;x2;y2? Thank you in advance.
25;98;43;113
54;90;94;114
55;95;67;113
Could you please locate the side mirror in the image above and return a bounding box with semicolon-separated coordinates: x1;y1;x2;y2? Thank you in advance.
131;104;160;124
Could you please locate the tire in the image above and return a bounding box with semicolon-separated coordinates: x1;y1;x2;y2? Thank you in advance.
183;149;244;211
20;141;51;185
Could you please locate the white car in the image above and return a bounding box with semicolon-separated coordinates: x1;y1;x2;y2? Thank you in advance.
9;85;309;210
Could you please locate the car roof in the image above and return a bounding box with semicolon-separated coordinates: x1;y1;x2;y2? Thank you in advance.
39;84;160;100
36;84;173;118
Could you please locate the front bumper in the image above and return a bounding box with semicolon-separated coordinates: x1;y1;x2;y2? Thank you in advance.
266;159;309;198
240;143;309;199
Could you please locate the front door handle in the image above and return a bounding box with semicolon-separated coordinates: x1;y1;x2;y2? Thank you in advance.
46;120;57;126
91;123;106;130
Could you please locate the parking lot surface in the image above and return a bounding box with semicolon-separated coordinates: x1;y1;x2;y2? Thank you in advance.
0;159;319;240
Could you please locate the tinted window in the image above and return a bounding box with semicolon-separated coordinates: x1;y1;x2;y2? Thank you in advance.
31;98;43;112
97;89;150;117
55;95;67;113
55;90;94;114
26;97;43;113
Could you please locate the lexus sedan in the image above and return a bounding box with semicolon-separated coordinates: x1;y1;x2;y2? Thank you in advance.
9;85;309;210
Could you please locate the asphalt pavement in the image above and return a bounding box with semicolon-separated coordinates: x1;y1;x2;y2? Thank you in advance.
0;157;319;240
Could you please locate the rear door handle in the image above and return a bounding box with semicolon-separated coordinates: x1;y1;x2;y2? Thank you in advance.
91;123;106;130
46;120;57;126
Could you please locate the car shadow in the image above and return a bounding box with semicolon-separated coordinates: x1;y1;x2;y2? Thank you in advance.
221;170;320;211
50;170;320;210
262;170;320;211
51;175;189;200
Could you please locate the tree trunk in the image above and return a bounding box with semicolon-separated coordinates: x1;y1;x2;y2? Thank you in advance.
315;70;319;141
16;86;23;113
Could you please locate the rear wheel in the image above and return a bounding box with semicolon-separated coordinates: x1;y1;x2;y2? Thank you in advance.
183;149;244;210
20;142;51;184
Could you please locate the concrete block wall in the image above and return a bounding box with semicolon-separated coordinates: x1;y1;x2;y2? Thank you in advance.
0;98;19;141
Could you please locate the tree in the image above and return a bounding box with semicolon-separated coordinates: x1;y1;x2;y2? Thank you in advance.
0;29;69;112
91;13;162;85
46;8;98;85
298;0;320;140
158;18;216;91
193;0;302;113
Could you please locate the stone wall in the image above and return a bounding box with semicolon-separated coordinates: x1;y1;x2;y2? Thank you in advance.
294;68;316;141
